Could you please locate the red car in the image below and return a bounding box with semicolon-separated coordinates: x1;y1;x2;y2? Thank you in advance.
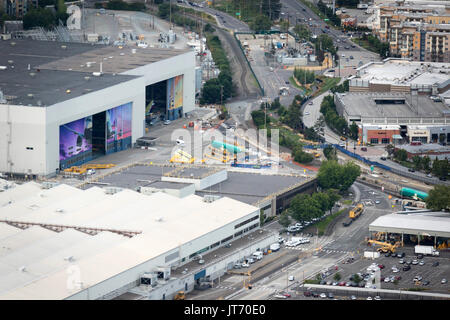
378;264;385;269
282;292;291;298
338;281;346;286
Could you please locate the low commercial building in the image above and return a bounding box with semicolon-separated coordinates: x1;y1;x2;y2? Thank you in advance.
350;59;450;95
0;181;274;300
395;143;450;160
335;92;450;126
85;164;317;217
358;124;401;145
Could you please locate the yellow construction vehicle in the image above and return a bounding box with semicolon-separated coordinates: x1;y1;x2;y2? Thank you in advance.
170;149;195;164
349;203;364;219
367;240;401;253
63;163;115;174
174;291;185;300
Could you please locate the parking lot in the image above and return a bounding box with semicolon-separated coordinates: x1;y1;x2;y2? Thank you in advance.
297;245;450;298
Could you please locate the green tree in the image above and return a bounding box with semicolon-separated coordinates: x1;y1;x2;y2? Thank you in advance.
412;155;422;171
323;145;337;160
280;20;289;33
261;0;282;20
311;192;331;213
394;149;408;162
293;24;311;41
351;274;362;284
425;185;450;211
200;79;221;104
294;149;314;164
251;109;269;128
432;158;449;179
333;272;342;282
421;156;431;172
349;121;358;140
318;160;360;192
249;15;272;33
290;194;322;222
278;210;292;228
23;8;56;30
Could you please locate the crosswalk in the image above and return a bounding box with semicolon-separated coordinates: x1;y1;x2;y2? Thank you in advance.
213;285;280;293
284;246;353;254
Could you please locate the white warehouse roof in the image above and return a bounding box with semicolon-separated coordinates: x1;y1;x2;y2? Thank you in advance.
0;182;259;299
369;213;450;238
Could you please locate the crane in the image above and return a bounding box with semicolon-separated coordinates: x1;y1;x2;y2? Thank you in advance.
367;240;401;253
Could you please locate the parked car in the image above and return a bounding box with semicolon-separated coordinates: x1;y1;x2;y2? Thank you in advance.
163;119;171;125
408;168;415;172
441;278;448;284
274;294;287;299
350;295;357;300
416;254;424;259
412;259;419;265
304;291;312;297
320;293;327;298
398;259;405;264
432;261;439;267
378;264;385;269
419;260;425;266
423;280;430;286
328;292;334;299
398;252;405;258
402;265;411;271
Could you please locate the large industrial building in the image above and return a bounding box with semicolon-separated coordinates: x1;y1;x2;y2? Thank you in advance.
0;39;196;177
0;181;277;300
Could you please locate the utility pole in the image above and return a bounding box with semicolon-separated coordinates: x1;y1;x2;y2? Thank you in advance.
169;0;172;29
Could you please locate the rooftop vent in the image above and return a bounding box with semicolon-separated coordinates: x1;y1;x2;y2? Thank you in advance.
66;89;71;94
61;45;67;49
7;60;13;64
0;66;6;70
92;72;101;77
64;256;74;262
19;266;26;272
27;93;34;98
10;42;16;46
84;76;90;81
29;73;36;77
155;217;164;222
55;208;64;213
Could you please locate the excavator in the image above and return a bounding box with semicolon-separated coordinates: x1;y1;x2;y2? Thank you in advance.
367;240;402;253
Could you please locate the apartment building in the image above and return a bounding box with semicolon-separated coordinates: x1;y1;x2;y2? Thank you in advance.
373;1;450;62
3;0;39;19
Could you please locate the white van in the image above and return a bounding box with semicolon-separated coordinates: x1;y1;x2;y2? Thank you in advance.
253;251;263;260
270;243;280;251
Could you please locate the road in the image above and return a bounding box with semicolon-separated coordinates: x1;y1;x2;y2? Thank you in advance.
179;2;251;32
280;0;380;68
